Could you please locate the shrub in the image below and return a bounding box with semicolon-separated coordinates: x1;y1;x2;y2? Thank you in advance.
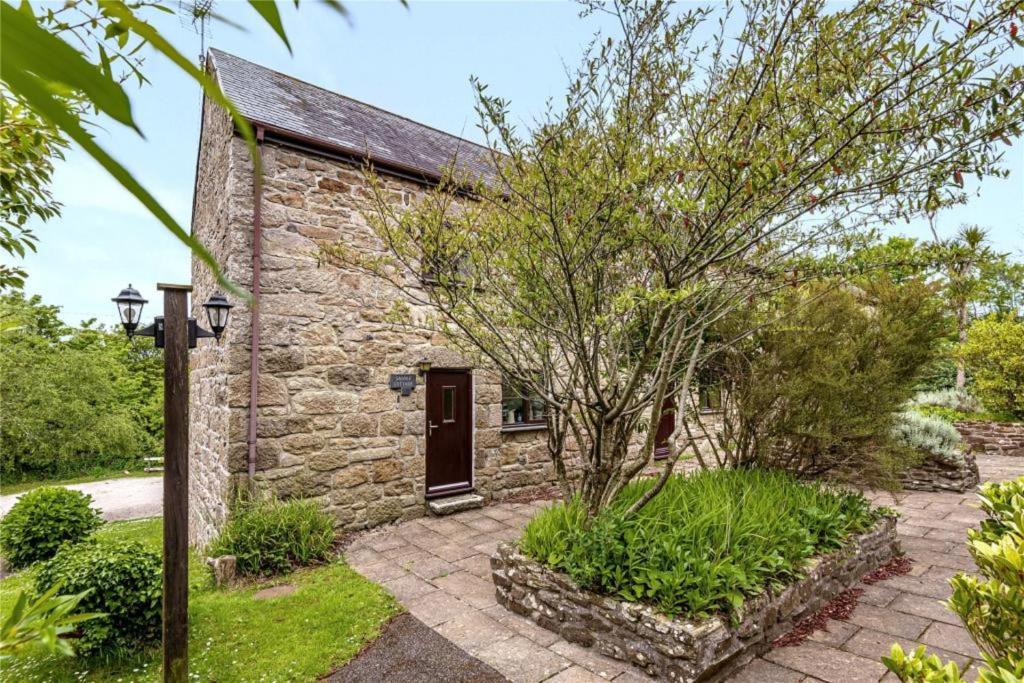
210;498;336;576
958;316;1024;419
519;469;884;619
883;477;1024;683
911;389;982;413
0;487;102;568
890;411;964;464
709;277;946;486
35;538;161;657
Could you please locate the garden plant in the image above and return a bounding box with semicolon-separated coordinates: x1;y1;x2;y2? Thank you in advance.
35;538;162;657
519;468;888;618
210;497;336;576
0;486;101;568
883;477;1024;682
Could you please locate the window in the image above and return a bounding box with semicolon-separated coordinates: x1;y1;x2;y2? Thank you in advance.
698;381;723;411
442;386;456;422
501;378;546;428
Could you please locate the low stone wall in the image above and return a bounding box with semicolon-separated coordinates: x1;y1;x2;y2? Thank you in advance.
955;421;1024;456
491;517;898;682
900;450;980;493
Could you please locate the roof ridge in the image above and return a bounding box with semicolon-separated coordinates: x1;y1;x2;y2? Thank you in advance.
207;48;493;155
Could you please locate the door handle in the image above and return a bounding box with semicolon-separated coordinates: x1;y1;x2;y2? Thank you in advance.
428;421;439;436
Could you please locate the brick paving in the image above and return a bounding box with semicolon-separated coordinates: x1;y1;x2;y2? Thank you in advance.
343;454;1022;682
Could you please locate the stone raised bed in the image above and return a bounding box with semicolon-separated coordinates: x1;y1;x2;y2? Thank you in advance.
955;421;1024;456
491;516;898;682
900;449;980;493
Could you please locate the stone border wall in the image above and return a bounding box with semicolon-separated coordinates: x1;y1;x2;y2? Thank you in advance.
491;517;898;682
900;450;980;493
955;421;1024;456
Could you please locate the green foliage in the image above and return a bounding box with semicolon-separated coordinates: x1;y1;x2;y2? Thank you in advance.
883;477;1024;683
35;538;161;657
711;278;945;485
911;389;982;413
0;292;162;481
0;487;102;568
210;498;336;576
0;586;100;660
0;90;66;290
890;411;964;464
519;469;883;619
1;517;398;682
0;0;353;297
958;316;1024;419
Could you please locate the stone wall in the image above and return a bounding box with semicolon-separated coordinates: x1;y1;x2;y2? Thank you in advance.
189;91;255;548
900;450;980;493
492;517;899;682
955;421;1024;456
189;109;557;544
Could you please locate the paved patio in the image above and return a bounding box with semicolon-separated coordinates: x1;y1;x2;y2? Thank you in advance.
344;453;1022;683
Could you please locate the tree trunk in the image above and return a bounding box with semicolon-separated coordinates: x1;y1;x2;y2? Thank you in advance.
956;302;968;390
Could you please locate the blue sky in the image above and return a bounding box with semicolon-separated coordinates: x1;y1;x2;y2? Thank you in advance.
19;1;1024;327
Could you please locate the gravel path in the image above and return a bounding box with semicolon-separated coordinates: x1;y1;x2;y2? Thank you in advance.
0;476;163;522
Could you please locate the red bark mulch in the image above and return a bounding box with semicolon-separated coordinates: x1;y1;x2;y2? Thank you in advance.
771;587;864;648
860;554;915;585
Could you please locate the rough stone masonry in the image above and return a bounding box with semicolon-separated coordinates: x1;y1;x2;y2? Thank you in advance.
491;517;899;682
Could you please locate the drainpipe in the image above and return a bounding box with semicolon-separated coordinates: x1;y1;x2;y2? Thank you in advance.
247;125;265;480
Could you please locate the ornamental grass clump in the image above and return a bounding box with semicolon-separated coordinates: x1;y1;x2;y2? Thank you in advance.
519;469;883;619
211;497;336;577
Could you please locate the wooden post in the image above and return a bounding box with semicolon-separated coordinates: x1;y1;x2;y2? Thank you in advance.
158;283;190;683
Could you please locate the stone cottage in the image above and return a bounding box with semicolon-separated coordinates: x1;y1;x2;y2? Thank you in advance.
188;50;585;546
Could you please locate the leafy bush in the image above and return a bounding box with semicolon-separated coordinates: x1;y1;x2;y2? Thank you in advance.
0;292;163;482
883;477;1024;683
35;538;161;657
911;389;982;413
210;498;336;576
519;469;884;619
890;411;964;464
708;277;946;486
0;586;100;660
958;316;1024;420
0;487;102;568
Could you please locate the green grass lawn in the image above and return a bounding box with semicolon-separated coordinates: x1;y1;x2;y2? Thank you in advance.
0;517;399;682
0;468;156;496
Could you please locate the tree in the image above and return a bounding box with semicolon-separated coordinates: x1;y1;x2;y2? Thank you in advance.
331;0;1023;517
0;0;353;293
0;292;163;481
0;92;67;290
958;315;1024;419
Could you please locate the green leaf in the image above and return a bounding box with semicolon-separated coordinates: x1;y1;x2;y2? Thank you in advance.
0;3;137;131
2;65;242;300
247;1;293;53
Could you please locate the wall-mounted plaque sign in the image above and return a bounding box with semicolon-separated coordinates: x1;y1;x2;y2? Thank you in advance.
388;373;417;396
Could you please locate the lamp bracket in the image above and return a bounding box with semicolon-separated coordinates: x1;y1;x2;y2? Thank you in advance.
135;317;213;349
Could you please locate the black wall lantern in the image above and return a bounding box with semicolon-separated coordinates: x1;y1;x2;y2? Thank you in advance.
113;284;231;349
202;293;233;341
112;284;148;339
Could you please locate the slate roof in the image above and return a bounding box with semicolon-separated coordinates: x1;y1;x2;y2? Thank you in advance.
208;49;496;185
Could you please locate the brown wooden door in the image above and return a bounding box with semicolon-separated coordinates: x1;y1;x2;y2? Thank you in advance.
653;396;676;460
425;370;473;498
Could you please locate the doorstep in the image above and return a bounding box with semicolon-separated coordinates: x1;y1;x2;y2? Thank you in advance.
428;493;485;516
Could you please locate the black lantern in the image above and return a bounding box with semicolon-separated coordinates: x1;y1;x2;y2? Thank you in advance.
202;293;233;342
417;358;432;375
112;284;148;338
